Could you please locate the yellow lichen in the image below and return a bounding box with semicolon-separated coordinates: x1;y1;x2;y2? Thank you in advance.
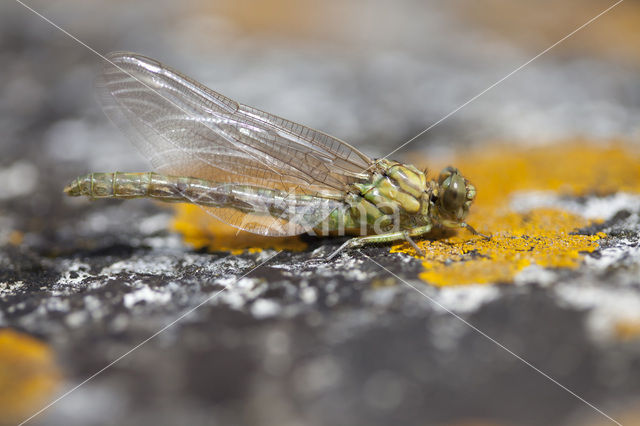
614;321;640;341
392;208;605;286
0;329;61;424
8;231;23;246
370;277;398;289
451;142;640;206
170;203;307;254
392;142;640;286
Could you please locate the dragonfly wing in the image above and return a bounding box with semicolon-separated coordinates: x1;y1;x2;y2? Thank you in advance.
191;184;346;236
96;52;370;235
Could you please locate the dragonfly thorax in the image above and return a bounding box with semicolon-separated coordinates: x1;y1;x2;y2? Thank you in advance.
347;161;476;235
348;160;429;231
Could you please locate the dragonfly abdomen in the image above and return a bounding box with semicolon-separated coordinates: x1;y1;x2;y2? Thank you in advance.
64;172;336;220
64;172;220;203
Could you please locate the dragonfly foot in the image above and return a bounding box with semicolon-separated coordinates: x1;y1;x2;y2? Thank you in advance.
326;239;359;261
464;223;491;240
403;232;425;256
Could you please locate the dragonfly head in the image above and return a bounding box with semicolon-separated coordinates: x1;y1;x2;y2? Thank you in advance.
432;166;476;223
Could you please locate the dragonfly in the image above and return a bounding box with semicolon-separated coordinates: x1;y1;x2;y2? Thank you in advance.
65;52;487;259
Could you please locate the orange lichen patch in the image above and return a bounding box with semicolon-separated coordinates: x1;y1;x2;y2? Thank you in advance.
8;231;23;246
451;0;640;66
393;142;640;286
0;329;61;424
170;204;307;254
370;277;398;289
614;321;640;341
459;142;640;207
579;403;640;426
392;208;605;286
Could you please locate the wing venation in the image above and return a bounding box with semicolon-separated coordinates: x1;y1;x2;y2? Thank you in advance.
97;52;372;235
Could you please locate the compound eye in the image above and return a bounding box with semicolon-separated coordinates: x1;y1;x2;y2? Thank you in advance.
438;166;459;185
442;174;466;212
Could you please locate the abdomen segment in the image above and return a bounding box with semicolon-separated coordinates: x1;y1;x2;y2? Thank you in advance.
64;172;203;202
64;172;348;234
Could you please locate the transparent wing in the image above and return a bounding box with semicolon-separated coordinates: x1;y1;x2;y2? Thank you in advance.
185;183;347;237
96;52;372;235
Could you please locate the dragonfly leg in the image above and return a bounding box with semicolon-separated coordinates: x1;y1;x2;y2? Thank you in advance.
462;223;491;240
403;233;424;256
326;225;432;260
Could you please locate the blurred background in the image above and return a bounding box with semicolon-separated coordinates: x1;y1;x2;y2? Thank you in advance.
1;0;640;425
2;0;639;174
